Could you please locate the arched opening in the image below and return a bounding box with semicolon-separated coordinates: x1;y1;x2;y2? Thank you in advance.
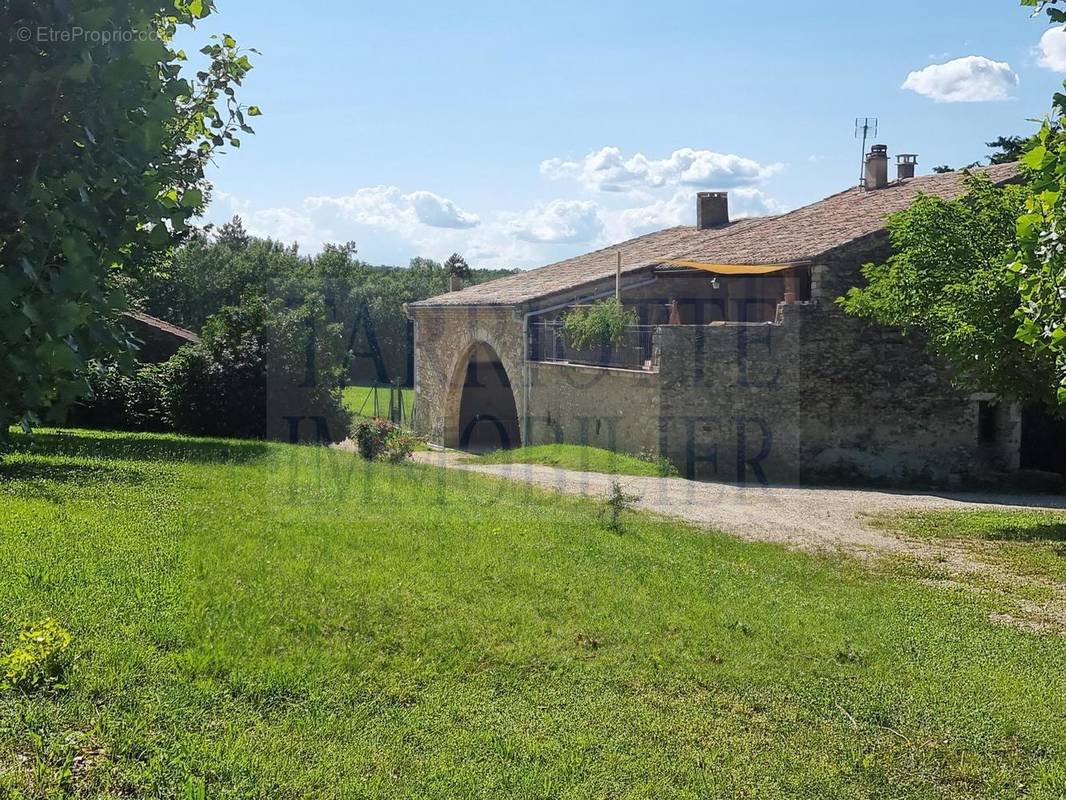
454;342;520;453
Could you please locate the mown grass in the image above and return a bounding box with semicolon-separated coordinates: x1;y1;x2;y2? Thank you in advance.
0;429;1064;798
468;443;676;477
342;384;414;421
874;509;1066;583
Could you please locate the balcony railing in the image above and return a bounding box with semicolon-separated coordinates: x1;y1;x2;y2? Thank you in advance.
528;321;660;372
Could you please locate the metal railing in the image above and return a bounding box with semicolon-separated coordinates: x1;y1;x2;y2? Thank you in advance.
527;321;660;372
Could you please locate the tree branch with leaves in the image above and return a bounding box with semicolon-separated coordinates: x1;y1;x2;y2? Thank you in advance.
0;0;257;440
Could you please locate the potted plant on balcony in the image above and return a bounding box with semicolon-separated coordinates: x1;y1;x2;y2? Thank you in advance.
561;298;638;361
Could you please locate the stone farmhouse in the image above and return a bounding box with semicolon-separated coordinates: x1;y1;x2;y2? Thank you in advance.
408;149;1033;485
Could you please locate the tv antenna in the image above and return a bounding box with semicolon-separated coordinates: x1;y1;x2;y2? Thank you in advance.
855;117;878;187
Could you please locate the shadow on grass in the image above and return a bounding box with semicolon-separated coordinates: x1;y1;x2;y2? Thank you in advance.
985;523;1066;543
7;430;270;466
0;460;149;502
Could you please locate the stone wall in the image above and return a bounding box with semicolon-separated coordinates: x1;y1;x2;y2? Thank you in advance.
791;302;980;483
409;305;526;447
658;301;984;484
526;362;660;455
658;321;801;483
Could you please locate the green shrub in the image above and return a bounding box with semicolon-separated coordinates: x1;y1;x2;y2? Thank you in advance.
69;361;173;433
352;418;417;462
71;297;352;443
561;298;638;351
1;618;73;693
165;323;267;440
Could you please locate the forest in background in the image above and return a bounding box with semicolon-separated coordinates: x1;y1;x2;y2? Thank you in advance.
134;216;515;386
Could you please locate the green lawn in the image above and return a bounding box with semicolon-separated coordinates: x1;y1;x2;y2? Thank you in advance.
873;508;1066;583
468;443;677;477
342;383;415;421
1;430;1065;798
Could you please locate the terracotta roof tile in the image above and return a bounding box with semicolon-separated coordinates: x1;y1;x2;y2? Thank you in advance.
411;163;1020;308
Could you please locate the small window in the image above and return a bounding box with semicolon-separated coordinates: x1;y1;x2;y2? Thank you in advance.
978;401;998;446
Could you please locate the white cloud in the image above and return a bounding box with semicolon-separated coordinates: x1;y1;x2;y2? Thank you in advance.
206;157;786;269
541;146;781;193
509;199;603;244
1037;26;1066;71
901;56;1018;102
406;190;480;228
304;186;479;230
730;187;787;218
612;193;690;239
305;186;408;229
601;188;784;243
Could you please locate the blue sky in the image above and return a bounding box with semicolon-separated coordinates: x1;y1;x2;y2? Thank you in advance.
185;0;1066;268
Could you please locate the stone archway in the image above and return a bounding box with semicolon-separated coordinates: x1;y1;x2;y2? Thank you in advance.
445;341;520;452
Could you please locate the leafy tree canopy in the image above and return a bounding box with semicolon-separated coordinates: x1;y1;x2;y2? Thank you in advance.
932;135;1031;173
840;175;1059;407
444;252;471;279
135;230;515;385
1015;0;1066;402
0;0;256;440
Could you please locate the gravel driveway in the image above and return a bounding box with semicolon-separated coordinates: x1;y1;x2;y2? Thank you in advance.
412;450;1066;560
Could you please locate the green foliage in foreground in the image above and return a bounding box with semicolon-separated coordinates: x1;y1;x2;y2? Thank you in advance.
470;443;678;477
1;1;255;437
840;176;1060;407
74;297;351;442
1016;1;1066;401
875;508;1066;583
0;430;1064;797
0;618;72;693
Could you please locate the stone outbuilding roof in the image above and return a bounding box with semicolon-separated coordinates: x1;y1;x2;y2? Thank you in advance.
411;162;1019;308
122;311;200;364
122;311;200;343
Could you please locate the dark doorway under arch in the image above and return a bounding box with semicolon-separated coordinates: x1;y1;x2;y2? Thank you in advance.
456;342;520;452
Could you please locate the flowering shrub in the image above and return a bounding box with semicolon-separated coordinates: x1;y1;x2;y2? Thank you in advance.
352;418;417;462
1;618;73;693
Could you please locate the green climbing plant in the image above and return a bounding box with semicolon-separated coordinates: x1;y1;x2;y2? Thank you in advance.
561;298;638;351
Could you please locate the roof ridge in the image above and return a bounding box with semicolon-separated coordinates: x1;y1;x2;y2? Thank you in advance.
665;213;782;260
411;161;1022;307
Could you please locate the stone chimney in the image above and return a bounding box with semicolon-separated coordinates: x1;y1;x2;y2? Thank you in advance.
696;192;729;229
864;144;888;190
896;153;917;181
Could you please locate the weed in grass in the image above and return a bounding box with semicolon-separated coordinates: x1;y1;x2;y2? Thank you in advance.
729;621;755;637
835;640;866;665
574;632;600;651
1;618;72;693
599;480;640;533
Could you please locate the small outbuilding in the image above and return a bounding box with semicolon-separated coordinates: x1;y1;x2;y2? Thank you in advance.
121;311;200;364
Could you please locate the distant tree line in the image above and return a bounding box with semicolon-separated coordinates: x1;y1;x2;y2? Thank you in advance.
931;135;1030;174
134;216;515;386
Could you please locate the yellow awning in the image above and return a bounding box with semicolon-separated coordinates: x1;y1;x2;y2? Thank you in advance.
663;260;793;275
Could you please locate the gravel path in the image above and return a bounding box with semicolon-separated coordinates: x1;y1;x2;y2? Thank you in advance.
412;450;1066;560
